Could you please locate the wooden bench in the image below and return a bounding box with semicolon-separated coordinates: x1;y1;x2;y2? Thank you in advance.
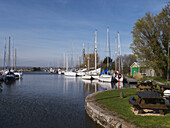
136;81;156;91
152;89;164;96
129;97;137;105
129;91;169;115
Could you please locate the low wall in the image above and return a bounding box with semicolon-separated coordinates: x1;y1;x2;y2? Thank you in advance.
85;91;138;128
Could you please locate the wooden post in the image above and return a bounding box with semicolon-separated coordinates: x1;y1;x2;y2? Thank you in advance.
120;92;124;98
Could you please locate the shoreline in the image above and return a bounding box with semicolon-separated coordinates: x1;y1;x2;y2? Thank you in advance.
85;90;138;128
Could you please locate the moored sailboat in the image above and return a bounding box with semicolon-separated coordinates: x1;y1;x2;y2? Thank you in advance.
114;32;124;82
3;37;16;82
98;27;113;82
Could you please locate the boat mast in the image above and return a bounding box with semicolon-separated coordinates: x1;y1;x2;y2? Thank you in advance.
71;42;73;68
8;36;11;70
118;32;122;73
88;43;89;70
115;36;117;71
12;37;15;70
107;27;109;68
15;48;17;71
64;53;65;69
95;30;97;70
66;54;68;71
3;38;7;71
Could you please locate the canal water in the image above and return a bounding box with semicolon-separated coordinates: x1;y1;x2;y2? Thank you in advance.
0;72;135;128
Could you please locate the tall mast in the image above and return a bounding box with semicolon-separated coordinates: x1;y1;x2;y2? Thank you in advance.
8;36;11;70
12;37;15;70
83;43;85;68
77;54;79;68
95;30;97;70
3;38;7;71
71;42;73;68
115;36;117;71
64;53;65;69
79;56;81;68
15;48;17;70
118;32;121;72
66;54;68;71
88;43;89;70
107;27;109;68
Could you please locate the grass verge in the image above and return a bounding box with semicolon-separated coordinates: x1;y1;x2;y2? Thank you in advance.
95;88;170;128
140;76;170;85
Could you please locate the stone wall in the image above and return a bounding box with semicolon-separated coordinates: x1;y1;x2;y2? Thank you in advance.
85;91;138;128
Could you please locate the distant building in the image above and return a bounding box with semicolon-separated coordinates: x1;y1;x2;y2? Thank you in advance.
130;62;140;77
130;62;155;77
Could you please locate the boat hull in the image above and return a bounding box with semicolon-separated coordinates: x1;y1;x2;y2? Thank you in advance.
82;75;93;80
98;74;112;83
64;71;77;77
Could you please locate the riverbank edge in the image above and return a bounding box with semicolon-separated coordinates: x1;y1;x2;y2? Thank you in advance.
85;90;138;128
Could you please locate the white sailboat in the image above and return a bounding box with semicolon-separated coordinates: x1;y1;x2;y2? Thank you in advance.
114;32;123;82
82;43;93;80
10;39;23;79
91;30;101;80
98;27;113;82
64;54;77;77
3;37;16;81
77;68;87;76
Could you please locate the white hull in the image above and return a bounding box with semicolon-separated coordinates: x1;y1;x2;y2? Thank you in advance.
77;72;85;76
98;74;112;83
14;72;23;79
82;75;92;80
58;70;62;74
64;71;77;77
88;68;101;75
91;75;99;80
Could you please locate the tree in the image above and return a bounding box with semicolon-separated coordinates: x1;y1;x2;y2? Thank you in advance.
103;56;112;64
122;54;137;75
131;4;170;77
84;53;99;69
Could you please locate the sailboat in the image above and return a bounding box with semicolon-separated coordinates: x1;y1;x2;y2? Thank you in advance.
98;27;113;83
3;36;16;82
10;38;23;79
64;54;77;77
77;68;87;76
82;43;93;80
90;30;101;80
114;32;124;82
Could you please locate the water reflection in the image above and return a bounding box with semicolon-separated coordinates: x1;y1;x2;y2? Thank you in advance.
0;73;136;128
115;82;124;89
82;79;133;92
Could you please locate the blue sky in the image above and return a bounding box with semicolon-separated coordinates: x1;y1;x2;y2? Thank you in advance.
0;0;167;67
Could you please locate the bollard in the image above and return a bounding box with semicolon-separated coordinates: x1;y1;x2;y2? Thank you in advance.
120;92;124;98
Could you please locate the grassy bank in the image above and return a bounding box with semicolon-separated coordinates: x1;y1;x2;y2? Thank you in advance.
140;76;170;85
95;88;170;128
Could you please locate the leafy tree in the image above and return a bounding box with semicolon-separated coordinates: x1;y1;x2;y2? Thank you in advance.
84;53;99;69
131;4;170;77
32;67;41;71
123;54;137;75
103;56;112;64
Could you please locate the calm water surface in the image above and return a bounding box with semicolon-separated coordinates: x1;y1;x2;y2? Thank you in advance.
0;72;134;128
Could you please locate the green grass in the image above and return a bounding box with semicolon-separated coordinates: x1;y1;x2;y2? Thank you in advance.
149;76;170;85
95;88;170;128
135;75;170;85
